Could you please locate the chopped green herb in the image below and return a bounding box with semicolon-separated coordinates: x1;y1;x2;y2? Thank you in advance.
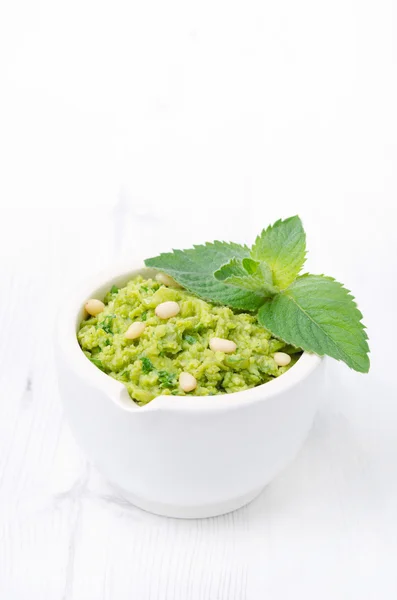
90;358;105;371
158;370;176;389
103;339;111;347
141;357;154;374
140;285;149;292
110;284;119;294
99;314;115;334
183;333;196;345
141;311;148;321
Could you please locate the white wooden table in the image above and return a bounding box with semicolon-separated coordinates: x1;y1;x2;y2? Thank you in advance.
1;1;396;598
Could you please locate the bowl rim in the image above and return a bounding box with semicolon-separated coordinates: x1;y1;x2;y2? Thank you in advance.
57;260;323;413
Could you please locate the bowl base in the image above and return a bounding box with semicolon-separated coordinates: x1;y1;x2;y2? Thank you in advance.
114;485;265;519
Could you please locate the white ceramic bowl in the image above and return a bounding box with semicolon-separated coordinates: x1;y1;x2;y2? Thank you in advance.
56;262;325;518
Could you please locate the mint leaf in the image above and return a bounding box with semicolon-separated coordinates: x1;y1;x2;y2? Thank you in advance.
258;274;369;372
241;257;264;275
145;242;264;310
110;284;119;294
214;258;277;296
251;216;306;289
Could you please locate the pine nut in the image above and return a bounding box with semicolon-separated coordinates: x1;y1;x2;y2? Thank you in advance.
85;299;105;316
155;273;181;288
155;301;180;319
179;372;197;392
274;352;292;366
209;337;237;353
125;322;146;340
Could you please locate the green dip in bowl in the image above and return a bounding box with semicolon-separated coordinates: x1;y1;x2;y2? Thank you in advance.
77;276;300;405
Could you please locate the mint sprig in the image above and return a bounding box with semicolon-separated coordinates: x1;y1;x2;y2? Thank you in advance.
145;217;370;372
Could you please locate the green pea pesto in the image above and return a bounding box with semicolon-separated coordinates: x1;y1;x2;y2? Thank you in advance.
77;276;301;405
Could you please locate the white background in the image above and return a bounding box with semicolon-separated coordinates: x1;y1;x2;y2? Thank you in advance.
0;1;396;598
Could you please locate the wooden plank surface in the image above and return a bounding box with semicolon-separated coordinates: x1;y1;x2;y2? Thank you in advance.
1;201;396;600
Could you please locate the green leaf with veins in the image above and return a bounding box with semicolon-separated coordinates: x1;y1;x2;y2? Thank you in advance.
145;242;264;310
214;258;277;296
251;216;306;289
241;257;263;275
258;274;370;372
